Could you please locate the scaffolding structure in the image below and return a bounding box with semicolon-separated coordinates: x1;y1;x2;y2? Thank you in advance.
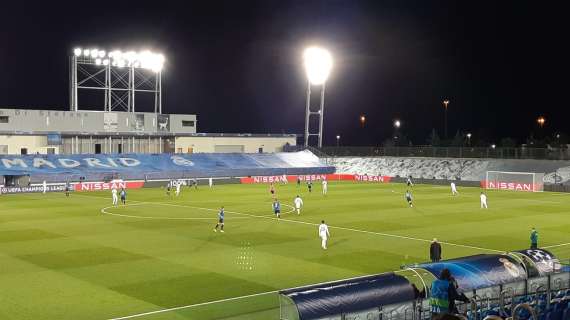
69;48;163;113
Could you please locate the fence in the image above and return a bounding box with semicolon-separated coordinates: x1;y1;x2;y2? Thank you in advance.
292;146;570;160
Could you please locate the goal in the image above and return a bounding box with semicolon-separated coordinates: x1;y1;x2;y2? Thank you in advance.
484;171;544;192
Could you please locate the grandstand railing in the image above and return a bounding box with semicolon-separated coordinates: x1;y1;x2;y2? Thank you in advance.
288;146;570;160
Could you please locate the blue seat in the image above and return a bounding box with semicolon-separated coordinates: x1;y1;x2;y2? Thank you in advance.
562;307;570;320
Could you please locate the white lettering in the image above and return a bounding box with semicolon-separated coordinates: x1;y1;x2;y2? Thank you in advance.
118;158;141;167
32;158;56;169
58;159;81;168
1;158;28;169
106;158;119;167
84;158;112;168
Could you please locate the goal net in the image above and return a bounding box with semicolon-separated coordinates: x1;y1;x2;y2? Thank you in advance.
484;171;544;192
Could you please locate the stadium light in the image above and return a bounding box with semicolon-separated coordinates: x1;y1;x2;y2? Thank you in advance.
394;119;401;128
360;115;366;127
303;46;332;148
443;99;450;139
72;47;164;72
336;135;340;147
102;59;109;66
537;116;546;128
491;144;496;149
467;133;472;146
303;47;333;85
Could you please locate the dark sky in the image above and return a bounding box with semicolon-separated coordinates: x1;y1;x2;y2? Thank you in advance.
0;1;567;146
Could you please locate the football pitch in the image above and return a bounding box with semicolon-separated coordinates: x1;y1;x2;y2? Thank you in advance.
1;181;569;320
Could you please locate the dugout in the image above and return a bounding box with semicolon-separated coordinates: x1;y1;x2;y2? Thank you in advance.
279;272;427;320
279;249;568;320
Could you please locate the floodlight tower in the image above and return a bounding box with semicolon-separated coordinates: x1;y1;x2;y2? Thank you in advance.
69;47;164;113
303;47;333;148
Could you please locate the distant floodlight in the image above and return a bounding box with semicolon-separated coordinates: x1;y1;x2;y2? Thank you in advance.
83;49;90;57
394;120;401;128
90;49;98;59
303;46;333;85
98;50;106;58
74;48;82;56
117;60;126;68
95;58;102;65
102;59;109;66
133;61;141;68
491;144;496;149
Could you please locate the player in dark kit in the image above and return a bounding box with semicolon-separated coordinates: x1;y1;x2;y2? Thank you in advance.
406;176;414;187
273;199;281;218
120;188;127;205
405;190;413;208
307;181;313;193
213;207;225;232
166;182;171;197
269;183;276;198
65;183;70;197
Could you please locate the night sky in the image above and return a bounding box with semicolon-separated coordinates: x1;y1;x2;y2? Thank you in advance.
0;1;567;146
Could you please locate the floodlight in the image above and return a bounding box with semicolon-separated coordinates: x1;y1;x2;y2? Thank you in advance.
95;58;102;65
303;46;333;85
117;60;126;68
98;50;106;58
83;49;90;57
133;61;141;68
125;51;137;62
90;48;99;59
74;48;82;56
103;59;109;66
394;120;401;128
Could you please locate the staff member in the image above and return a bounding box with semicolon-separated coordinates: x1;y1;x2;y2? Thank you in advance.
430;238;442;262
430;269;469;319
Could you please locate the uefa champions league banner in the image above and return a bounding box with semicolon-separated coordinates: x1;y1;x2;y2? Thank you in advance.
417;254;526;291
0;153;327;176
512;249;562;275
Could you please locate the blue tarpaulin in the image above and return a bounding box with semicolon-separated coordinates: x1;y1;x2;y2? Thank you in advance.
0;150;334;180
280;273;415;320
417;254;527;292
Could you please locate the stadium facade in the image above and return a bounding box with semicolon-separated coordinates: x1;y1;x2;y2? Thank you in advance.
0;108;295;155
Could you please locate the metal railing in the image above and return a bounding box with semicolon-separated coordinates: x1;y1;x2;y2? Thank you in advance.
290;146;570;160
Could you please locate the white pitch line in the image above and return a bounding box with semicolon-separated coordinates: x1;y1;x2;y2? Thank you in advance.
543;242;570;249
106;290;278;320
123;200;504;254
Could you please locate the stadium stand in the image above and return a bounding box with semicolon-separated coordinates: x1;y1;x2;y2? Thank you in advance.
0;150;334;184
328;157;570;185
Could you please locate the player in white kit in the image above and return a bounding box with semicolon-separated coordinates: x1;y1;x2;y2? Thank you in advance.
451;182;458;195
318;220;330;250
294;195;303;215
112;187;118;206
42;180;47;194
209;177;213;188
322;180;328;195
175;181;181;197
480;192;488;209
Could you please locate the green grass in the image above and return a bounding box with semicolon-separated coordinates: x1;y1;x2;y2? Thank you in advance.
0;182;569;320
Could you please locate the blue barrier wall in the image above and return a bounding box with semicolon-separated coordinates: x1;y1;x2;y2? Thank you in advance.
0;150;334;182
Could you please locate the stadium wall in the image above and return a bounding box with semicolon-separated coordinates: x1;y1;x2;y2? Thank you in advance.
174;136;296;153
328;156;570;185
0;135;55;155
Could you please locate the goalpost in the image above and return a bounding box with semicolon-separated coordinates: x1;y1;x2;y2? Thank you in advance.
484;171;544;192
